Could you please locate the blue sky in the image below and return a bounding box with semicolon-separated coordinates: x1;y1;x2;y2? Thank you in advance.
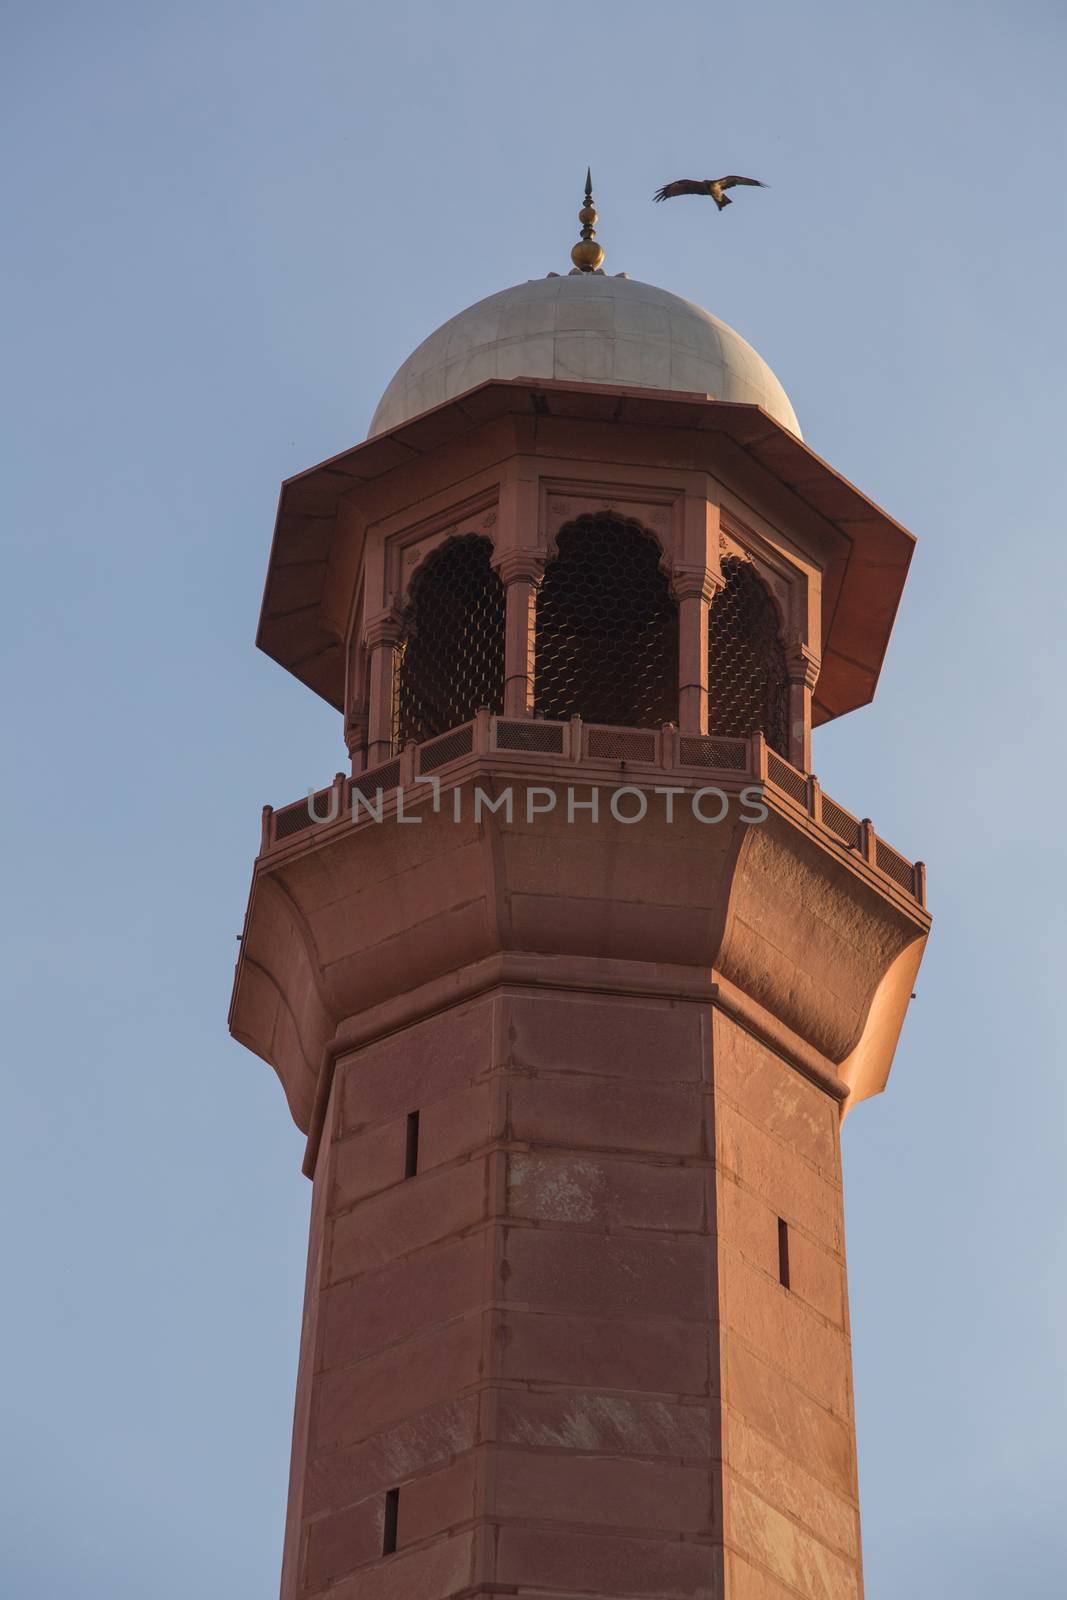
2;2;1065;1594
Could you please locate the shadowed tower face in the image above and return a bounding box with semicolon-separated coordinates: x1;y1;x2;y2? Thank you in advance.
231;192;930;1600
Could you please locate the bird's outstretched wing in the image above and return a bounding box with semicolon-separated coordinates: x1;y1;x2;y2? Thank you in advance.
716;175;766;190
653;179;707;202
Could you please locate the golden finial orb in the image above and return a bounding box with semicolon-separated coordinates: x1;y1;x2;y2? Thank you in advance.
570;168;605;273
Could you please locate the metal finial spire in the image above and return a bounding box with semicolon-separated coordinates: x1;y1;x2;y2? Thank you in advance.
570;168;605;273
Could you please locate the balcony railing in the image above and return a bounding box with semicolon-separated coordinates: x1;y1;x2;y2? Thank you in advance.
263;713;926;909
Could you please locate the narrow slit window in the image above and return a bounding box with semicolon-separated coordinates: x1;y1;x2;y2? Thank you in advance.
777;1217;791;1289
382;1487;400;1556
404;1111;420;1180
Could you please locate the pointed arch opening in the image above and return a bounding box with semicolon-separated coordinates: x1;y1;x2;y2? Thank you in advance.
394;534;505;747
708;557;789;756
534;514;678;728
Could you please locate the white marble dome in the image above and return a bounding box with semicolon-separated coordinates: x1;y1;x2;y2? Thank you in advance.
369;272;800;439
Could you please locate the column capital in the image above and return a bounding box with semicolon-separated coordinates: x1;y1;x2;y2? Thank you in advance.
492;548;545;586
671;564;724;605
364;608;403;649
786;641;821;689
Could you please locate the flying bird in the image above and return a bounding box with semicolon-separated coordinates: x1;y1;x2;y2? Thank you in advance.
653;175;766;211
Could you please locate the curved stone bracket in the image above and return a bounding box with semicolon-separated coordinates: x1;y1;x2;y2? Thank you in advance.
231;760;928;1140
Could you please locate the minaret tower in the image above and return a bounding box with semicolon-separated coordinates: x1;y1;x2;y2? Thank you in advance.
231;181;929;1600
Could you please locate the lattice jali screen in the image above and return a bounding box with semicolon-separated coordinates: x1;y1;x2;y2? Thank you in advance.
679;736;749;771
534;515;678;728
417;723;475;773
274;798;321;841
821;795;862;850
586;727;658;763
708;558;789;757
357;757;401;795
394;536;505;748
495;719;566;754
875;836;915;892
766;749;808;807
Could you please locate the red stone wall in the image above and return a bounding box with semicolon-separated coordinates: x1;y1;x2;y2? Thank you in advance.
712;1013;862;1599
282;988;861;1600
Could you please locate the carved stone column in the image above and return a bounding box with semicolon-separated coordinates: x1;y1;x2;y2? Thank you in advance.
672;566;723;736
364;611;402;767
786;641;820;772
343;637;369;774
343;712;368;775
493;550;544;718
